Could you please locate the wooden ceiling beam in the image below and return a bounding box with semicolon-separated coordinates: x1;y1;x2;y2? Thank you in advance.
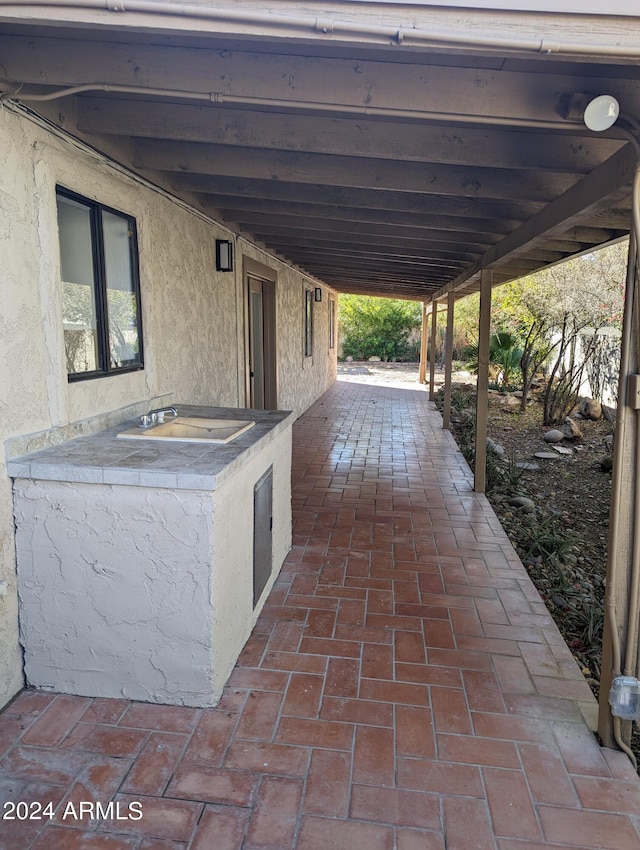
326;284;436;299
283;255;464;273
78;97;620;174
134;140;578;202
233;216;497;246
184;176;542;220
5;34;640;126
203;196;520;234
242;234;482;259
431;143;637;298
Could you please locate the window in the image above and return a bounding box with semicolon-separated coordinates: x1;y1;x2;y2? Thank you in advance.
329;297;336;349
304;288;313;357
56;188;143;380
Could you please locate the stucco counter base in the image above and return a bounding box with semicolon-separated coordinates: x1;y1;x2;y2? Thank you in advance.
10;407;293;707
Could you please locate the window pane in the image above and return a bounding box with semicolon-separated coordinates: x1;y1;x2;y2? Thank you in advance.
57;195;100;374
329;299;336;349
305;290;313;356
103;211;141;368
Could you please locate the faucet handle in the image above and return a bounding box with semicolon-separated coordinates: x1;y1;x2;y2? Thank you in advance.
138;413;156;429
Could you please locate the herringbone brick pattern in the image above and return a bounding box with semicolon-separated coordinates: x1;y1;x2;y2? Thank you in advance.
1;380;639;849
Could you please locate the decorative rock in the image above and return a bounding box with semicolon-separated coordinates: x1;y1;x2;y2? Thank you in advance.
543;430;564;443
486;437;505;457
604;434;614;451
579;398;603;420
551;594;569;609
345;355;353;362
563;417;583;441
601;455;613;473
553;445;574;456
368;356;381;362
503;394;520;407
508;496;535;512
515;461;540;470
534;452;559;459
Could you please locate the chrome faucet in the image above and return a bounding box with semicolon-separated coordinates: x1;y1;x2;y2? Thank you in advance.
138;406;178;428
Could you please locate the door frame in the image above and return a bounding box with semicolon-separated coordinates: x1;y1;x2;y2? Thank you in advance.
242;256;277;409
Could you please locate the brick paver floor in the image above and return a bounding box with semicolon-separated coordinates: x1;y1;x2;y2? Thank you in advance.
2;379;640;849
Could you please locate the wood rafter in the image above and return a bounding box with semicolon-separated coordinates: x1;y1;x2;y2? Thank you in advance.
0;23;635;299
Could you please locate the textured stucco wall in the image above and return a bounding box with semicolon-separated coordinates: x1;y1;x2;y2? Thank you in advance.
13;424;291;706
0;106;336;709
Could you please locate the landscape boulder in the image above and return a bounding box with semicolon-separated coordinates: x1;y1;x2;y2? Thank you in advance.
503;394;520;407
579;398;603;420
508;496;536;513
543;429;564;443
563;418;583;441
486;437;505;457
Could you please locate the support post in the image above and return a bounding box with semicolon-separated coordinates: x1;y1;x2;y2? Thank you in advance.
474;269;493;492
419;302;428;385
429;300;438;400
442;291;455;430
598;229;640;749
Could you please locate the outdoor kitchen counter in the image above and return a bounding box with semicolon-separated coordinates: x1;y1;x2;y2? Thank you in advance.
8;405;294;706
6;405;294;490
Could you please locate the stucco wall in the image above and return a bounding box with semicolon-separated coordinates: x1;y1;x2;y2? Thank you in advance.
0;105;336;709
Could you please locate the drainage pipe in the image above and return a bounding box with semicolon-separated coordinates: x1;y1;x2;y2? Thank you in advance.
2;0;640;59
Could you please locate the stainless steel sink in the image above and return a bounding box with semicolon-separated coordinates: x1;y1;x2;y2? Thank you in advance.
117;417;255;444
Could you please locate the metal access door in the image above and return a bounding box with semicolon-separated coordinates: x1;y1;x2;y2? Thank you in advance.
253;466;273;608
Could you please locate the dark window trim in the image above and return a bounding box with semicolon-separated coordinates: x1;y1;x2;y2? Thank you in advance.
329;297;336;350
304;287;313;358
57;186;144;382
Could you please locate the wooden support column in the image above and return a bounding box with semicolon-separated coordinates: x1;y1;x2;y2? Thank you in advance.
474;269;493;492
442;291;455;430
419;302;428;385
598;230;640;749
429;300;438;401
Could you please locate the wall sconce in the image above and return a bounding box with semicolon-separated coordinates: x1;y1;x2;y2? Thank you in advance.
216;239;234;272
314;287;323;302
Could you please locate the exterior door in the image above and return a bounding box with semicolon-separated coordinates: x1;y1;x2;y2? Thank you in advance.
248;276;266;409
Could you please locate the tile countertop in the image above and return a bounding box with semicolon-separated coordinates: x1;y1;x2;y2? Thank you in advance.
7;406;295;491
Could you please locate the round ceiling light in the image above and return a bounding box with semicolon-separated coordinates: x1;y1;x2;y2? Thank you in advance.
583;94;620;132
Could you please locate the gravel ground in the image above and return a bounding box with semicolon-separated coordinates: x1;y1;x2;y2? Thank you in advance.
337;361;471;389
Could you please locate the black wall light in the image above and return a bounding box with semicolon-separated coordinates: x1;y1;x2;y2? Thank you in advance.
216;239;234;272
314;287;323;302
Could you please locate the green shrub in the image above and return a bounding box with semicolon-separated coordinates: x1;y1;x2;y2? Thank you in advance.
339;295;421;361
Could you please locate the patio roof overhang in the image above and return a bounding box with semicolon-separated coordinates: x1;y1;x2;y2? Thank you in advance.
1;2;639;301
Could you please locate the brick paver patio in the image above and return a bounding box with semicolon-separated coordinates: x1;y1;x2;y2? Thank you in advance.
1;378;640;849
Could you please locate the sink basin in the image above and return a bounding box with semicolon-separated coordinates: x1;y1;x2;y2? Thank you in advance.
117;417;256;444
